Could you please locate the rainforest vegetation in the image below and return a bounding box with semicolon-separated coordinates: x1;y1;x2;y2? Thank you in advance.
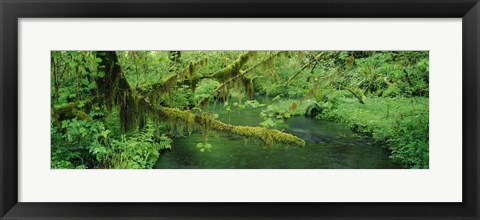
51;51;429;169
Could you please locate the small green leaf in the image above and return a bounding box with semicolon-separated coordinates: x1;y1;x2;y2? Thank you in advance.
77;101;85;108
88;82;97;89
61;120;69;129
266;118;275;127
81;79;89;86
68;61;78;68
98;71;106;78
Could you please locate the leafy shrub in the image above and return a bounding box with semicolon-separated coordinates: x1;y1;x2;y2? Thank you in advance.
90;123;172;169
51;118;105;168
389;112;429;168
259;98;318;128
194;79;220;104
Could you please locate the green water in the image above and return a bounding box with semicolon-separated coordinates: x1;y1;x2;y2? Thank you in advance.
154;98;401;169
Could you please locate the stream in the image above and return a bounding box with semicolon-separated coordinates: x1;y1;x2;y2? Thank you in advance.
154;97;401;169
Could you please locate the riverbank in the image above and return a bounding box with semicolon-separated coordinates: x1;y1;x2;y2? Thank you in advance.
319;96;429;168
262;95;428;168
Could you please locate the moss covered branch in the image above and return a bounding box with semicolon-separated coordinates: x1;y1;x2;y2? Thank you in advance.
209;51;257;82
136;58;208;106
153;106;305;147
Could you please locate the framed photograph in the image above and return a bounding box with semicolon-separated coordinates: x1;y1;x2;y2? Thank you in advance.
1;0;479;219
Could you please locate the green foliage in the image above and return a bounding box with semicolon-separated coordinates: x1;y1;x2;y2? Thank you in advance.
389;111;429;168
173;85;193;109
194;79;221;104
260;103;290;129
242;100;266;109
196;142;213;153
51;50;429;169
259;98;317;129
345;51;429;98
92;124;172;169
51;118;106;168
51;105;172;169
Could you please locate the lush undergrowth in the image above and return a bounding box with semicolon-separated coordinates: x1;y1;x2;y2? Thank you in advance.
51;117;172;169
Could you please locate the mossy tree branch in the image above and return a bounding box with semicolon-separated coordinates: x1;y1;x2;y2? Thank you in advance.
196;52;283;107
141;102;305;147
208;51;257;82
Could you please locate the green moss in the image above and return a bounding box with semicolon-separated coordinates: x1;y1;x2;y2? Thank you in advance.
135;57;208;107
95;51;123;113
242;76;253;100
212;52;256;82
156;106;305;147
196;52;284;108
52;102;92;121
231;126;305;147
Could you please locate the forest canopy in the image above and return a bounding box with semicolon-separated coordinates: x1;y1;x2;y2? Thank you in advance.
51;51;429;169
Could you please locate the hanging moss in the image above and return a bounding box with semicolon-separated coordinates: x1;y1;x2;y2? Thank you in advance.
183;57;208;90
265;54;276;69
95;51;123;113
95;52;155;131
211;51;256;82
289;101;298;113
247;51;282;73
116;77;142;131
242;76;253;100
218;85;230;103
345;55;355;69
297;51;305;65
200;112;213;142
135;57;208;107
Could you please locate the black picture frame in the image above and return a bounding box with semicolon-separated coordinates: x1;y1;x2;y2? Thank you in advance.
1;0;479;219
